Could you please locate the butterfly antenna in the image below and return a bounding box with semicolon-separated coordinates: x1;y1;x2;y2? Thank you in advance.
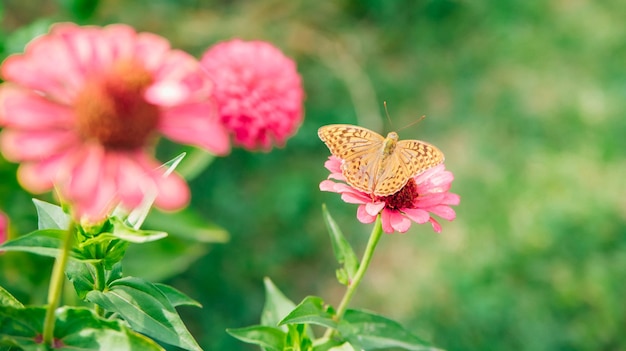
383;101;394;130
397;115;426;132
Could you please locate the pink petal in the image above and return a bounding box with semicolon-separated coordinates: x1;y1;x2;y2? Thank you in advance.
402;208;430;224
0;129;78;162
0;85;74;129
356;205;377;224
101;24;136;61
73;172;118;222
443;193;461;205
133;32;171;71
144;81;190;107
389;211;411;233
159;102;231;155
133;153;190;211
380;209;394;233
429;217;442;233
341;192;369;204
428;205;456;221
64;144;105;202
16;152;74;193
319;180;339;192
324;157;343;173
113;153;146;209
153;172;190;210
365;202;385;216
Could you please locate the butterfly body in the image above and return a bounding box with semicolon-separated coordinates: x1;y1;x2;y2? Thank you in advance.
318;124;444;196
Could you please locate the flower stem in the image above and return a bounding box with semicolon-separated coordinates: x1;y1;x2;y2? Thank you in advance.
43;221;76;345
93;261;106;316
324;216;383;338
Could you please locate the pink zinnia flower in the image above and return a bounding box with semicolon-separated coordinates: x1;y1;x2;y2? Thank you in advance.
200;39;304;151
320;156;460;233
0;23;230;222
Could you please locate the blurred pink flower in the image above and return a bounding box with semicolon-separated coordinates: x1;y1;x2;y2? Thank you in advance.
320;156;460;233
200;39;304;151
0;23;230;222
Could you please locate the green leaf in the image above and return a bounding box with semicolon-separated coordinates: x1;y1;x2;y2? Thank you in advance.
174;146;216;180
339;309;440;351
322;205;359;284
0;229;87;260
285;323;313;351
226;325;286;351
0;286;23;308
86;276;201;351
32;199;70;230
109;216;167;243
66;262;124;301
123;153;186;229
154;283;202;308
261;277;297;328
65;261;96;300
143;208;229;243
0;305;164;350
279;296;337;329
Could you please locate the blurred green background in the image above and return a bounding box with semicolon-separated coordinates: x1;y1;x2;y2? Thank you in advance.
1;0;626;350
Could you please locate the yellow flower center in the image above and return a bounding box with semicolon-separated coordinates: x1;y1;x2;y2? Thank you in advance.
74;60;159;150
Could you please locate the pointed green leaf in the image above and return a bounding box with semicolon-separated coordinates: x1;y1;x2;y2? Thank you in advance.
110;216;167;243
154;283;202;308
0;229;87;260
339;309;440;351
124;153;186;229
174;146;216;180
261;277;297;328
65;261;96;300
33;199;70;230
0;305;164;350
279;296;337;329
144;209;229;243
226;325;285;351
86;276;201;351
0;285;23;308
322;205;359;283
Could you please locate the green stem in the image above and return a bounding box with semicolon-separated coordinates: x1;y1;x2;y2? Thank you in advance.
93;261;106;316
324;216;383;338
43;221;76;345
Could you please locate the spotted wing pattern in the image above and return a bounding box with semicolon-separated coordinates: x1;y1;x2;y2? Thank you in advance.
318;125;385;194
318;124;445;196
373;140;445;196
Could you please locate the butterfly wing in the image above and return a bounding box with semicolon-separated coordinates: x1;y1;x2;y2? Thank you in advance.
318;124;385;193
373;139;445;196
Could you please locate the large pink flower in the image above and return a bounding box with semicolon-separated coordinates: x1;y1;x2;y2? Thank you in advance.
320;156;460;233
200;39;304;151
0;23;230;222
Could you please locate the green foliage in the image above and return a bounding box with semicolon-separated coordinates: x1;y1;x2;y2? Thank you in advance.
322;205;359;286
230;279;436;350
0;197;204;350
0;305;164;351
86;277;201;351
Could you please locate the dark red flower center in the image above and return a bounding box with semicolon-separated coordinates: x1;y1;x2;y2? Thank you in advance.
74;60;159;150
376;178;419;209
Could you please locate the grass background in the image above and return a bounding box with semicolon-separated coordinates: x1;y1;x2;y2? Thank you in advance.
1;0;625;350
